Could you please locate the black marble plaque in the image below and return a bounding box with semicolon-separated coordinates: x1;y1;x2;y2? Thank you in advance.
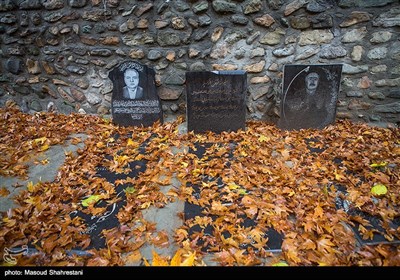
278;64;343;130
186;71;247;134
109;61;163;127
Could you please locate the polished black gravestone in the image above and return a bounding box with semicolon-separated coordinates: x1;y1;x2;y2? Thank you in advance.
184;142;283;253
305;137;400;246
68;134;151;250
335;188;400;246
69;161;146;250
186;71;247;134
109;61;163;127
3;135;153;260
278;64;343;130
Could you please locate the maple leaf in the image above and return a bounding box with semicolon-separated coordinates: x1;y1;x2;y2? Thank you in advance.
244;205;258;219
175;228;188;243
299;239;316;250
144;249;196;266
285;250;302;264
124;186;136;194
26;181;40;193
316;237;336;254
193;216;213;229
123;250;142;265
313;204;324;219
170;249;196;266
214;250;236;266
42;234;59;254
302;219;314;233
86;257;110;266
0;187;10;197
334;169;345;181
81;195;101;207
258;135;270;142
149;230;170;248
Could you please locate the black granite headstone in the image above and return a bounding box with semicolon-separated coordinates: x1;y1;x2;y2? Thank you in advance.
184;142;283;253
278;64;343;130
109;61;163;127
5;135;153;257
68;134;151;250
186;71;247;134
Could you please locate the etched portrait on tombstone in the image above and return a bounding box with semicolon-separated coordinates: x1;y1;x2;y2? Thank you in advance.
186;71;247;134
108;61;163;127
278;64;343;130
122;68;144;100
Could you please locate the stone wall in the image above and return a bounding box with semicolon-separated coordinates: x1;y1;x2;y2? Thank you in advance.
0;0;399;126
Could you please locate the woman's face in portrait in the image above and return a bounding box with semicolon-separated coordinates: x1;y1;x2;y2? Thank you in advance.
124;69;139;90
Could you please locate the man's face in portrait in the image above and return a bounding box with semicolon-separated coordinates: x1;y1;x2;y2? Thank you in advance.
305;72;319;91
124;68;139;90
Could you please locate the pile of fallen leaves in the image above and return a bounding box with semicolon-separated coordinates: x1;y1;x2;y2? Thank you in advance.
0;107;399;266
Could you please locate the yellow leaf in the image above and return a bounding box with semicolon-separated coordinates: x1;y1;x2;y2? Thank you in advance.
115;155;129;163
124;186;136;194
140;202;151;209
39;144;49;151
334;169;344;181
272;261;289;266
180;251;196;266
158;136;168;142
371;184;387;196
27;181;38;192
181;162;188;168
3;217;16;227
370;162;387;168
228;183;240;190
143;258;151;267
151;250;169;266
237;189;248;195
82;195;101;207
96;141;105;148
192;169;201;176
127;138;135;146
34;137;48;145
258;135;269;142
170;250;183;266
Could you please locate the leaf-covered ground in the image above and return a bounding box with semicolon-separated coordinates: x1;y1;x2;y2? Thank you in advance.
0;106;399;266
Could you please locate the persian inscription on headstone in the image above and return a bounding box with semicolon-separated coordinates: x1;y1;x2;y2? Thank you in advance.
109;60;163;127
186;71;247;134
278;64;343;130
